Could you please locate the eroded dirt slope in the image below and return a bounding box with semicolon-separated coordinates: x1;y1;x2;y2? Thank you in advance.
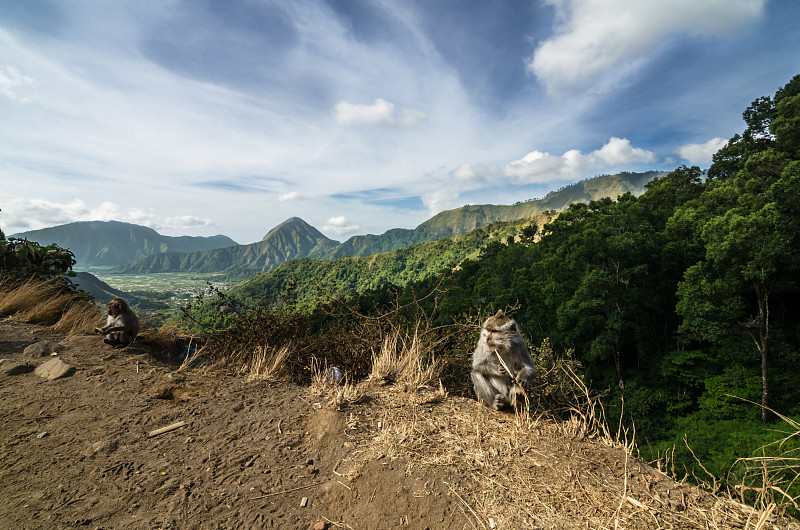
1;319;796;529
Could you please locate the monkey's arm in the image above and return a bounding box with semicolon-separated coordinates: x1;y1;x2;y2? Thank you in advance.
512;342;537;386
102;325;135;334
472;355;508;377
515;366;536;387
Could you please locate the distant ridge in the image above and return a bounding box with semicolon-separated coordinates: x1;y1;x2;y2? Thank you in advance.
115;217;339;274
13;220;238;268
313;170;664;259
112;170;664;274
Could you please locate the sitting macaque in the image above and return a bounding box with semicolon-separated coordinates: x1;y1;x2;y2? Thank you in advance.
95;297;139;348
471;310;537;410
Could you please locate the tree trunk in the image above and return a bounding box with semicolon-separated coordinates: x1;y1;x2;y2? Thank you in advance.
755;281;769;423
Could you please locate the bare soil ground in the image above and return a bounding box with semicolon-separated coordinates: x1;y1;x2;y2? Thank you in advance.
1;318;797;529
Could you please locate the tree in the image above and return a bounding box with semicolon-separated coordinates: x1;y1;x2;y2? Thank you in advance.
676;75;800;422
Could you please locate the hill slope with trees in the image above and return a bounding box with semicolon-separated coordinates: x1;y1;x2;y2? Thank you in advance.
228;213;551;307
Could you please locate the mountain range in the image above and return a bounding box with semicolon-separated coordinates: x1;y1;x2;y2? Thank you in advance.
12;170;662;273
13;220;238;268
114;170;663;274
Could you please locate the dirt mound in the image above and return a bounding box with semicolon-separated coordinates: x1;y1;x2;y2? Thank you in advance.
1;318;796;529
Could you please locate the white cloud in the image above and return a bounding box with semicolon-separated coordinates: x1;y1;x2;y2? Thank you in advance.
0;197;212;235
449;163;499;183
505;137;655;183
0;65;36;102
505;151;565;182
529;0;766;95
451;163;478;182
323;215;360;236
676;137;728;165
278;191;301;202
421;190;459;215
594;137;655;165
333;98;426;127
160;215;216;230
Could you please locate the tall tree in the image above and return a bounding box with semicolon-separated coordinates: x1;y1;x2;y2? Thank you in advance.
676;75;800;422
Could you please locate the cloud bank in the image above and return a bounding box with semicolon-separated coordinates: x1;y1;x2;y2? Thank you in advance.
676;137;728;165
529;0;766;94
1;197;213;234
323;215;360;236
505;137;656;183
333;98;426;127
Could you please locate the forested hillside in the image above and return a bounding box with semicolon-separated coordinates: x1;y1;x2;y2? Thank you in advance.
317;169;660;259
14;220;238;268
230;213;551;306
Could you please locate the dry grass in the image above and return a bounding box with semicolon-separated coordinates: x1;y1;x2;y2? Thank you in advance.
367;321;441;391
731;404;800;516
308;356;365;409
336;374;794;529
51;299;104;334
244;344;293;381
144;323;196;358
0;275;102;329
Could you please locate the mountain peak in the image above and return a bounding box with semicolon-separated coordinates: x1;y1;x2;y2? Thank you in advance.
261;217;330;242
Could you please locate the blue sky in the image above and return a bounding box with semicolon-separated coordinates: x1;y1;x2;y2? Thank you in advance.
1;0;798;244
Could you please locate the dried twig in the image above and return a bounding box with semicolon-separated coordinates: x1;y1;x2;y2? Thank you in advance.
250;482;321;500
446;482;488;530
147;421;187;438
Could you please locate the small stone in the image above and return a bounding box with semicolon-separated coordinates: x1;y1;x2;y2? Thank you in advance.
168;373;186;382
300;497;309;508
232;403;244;412
36;432;49;439
0;359;31;376
313;522;329;530
33;358;75;381
306;465;317;475
23;341;65;358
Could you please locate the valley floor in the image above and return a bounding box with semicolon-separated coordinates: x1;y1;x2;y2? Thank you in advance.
1;319;796;529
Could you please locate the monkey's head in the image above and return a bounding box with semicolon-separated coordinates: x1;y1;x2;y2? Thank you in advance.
107;297;129;316
481;310;518;351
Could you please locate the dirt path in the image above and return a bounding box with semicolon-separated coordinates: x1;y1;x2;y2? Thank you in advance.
1;318;797;529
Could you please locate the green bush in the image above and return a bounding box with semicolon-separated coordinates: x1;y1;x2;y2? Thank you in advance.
0;237;76;279
698;366;762;421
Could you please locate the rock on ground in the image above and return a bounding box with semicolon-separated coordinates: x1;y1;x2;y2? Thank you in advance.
33;357;75;380
0;359;32;376
23;340;65;358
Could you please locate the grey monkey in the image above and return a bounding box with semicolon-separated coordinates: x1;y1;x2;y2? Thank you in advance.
471;310;536;410
96;297;139;348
